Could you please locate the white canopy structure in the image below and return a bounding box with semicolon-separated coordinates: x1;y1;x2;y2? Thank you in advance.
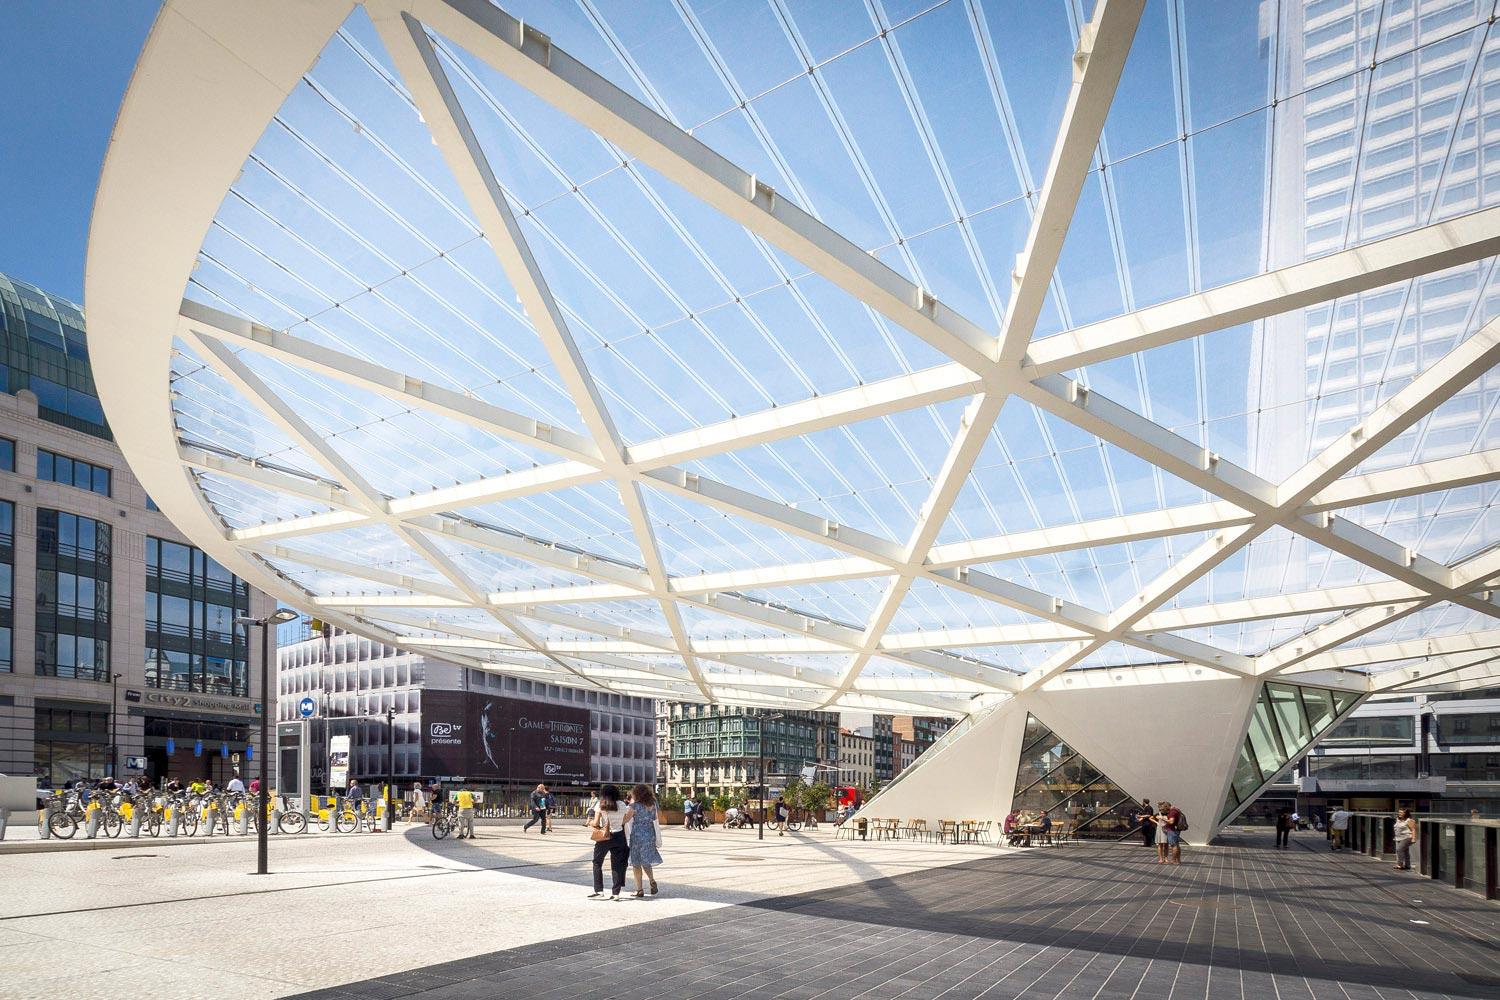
88;0;1499;809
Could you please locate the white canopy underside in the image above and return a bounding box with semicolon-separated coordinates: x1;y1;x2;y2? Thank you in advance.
87;0;1500;715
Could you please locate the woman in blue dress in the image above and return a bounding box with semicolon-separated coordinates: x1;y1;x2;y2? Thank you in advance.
626;783;663;897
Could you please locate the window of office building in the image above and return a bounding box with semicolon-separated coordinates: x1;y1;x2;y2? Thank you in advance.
0;500;12;671
1324;714;1415;746
0;437;13;472
1440;711;1500;745
35;509;111;681
36;449;111;497
34;704;110;786
144;536;249;696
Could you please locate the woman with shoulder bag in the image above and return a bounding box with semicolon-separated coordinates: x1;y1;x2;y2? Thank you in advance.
588;784;629;900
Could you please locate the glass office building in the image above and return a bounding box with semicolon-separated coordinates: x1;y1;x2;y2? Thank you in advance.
0;270;279;788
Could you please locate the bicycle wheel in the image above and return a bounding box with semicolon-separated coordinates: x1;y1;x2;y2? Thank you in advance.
181;811;199;836
335;810;358;834
279;811;307;835
432;815;452;840
146;814;162;837
48;812;78;840
103;812;123;838
786;820;803;833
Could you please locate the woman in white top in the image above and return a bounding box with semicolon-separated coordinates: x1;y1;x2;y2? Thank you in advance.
1393;808;1418;871
588;784;630;900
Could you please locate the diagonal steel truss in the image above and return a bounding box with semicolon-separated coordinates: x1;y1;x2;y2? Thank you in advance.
151;0;1500;712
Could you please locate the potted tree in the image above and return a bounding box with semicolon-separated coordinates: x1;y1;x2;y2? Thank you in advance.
657;788;686;826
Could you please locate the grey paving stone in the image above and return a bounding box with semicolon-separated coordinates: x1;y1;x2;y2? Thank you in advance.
291;835;1500;1000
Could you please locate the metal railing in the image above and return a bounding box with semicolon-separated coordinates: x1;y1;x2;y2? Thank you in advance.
1346;811;1498;900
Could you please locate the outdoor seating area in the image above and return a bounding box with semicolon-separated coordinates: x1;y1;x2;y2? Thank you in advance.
837;817;996;845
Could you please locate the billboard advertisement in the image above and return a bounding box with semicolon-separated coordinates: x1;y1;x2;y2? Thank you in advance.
422;691;590;783
329;734;351;789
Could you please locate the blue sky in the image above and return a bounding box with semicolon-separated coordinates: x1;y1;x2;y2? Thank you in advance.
0;2;159;303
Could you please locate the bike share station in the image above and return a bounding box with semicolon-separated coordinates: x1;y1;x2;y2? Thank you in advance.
19;695;395;843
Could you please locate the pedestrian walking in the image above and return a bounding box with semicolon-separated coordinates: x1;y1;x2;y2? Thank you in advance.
1275;807;1293;849
588;784;629;900
1393;808;1417;871
1329;806;1351;851
411;781;427;820
626;783;663;898
523;783;550;834
773;797;789;836
455;784;476;840
1136;799;1155;847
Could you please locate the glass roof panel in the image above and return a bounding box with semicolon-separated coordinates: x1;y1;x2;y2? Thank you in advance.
423;532;604;593
169;339;327;477
193;472;332;531
942;397;1212;546
678;400;966;545
1337;601;1493;650
230;349;565;500
447;481;643;568
889;576;1047;633
1166;614;1343;657
258;523;442;582
638;487;850;577
1338;491;1498;567
738;578;891;631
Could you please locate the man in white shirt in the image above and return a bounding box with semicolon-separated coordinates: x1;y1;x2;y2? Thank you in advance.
226;773;246;795
1329;807;1351;851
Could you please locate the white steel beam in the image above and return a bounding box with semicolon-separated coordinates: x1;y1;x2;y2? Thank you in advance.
1023;204;1500;378
819;0;1146;705
179;442;356;511
179;301;600;462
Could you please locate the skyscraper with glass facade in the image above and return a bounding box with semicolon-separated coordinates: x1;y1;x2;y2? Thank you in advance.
0;271;278;788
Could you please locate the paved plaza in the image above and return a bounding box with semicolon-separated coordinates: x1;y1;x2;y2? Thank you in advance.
2;827;1497;1000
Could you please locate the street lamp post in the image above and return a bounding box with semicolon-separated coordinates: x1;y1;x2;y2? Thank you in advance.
237;608;299;875
386;705;396;830
758;712;784;842
108;672;122;777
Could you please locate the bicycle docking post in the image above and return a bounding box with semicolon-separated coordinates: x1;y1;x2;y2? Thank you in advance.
127;801;142;838
166;803;180;838
84;801;100;839
235;801;250;837
38;801;52;840
269;797;281;836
